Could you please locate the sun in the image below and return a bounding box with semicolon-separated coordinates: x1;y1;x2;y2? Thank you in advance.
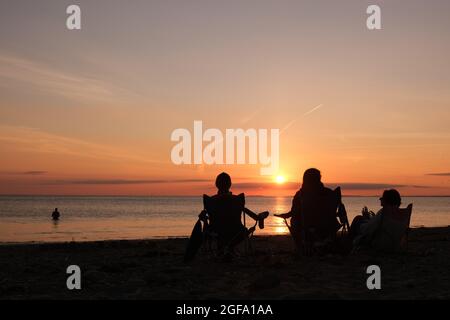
275;175;286;184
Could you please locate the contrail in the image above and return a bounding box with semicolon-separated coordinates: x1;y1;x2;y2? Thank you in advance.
281;119;297;133
303;103;323;116
240;107;263;125
281;104;323;134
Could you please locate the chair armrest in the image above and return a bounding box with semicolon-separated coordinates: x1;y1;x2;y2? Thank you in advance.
274;212;292;219
243;207;259;220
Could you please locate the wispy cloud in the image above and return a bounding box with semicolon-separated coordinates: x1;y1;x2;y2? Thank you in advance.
0;125;161;165
232;182;431;190
23;171;48;175
0;171;48;176
332;183;432;190
426;173;450;176
43;179;210;185
0;54;140;103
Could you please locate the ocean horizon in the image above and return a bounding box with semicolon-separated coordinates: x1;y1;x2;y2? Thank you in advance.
1;195;449;243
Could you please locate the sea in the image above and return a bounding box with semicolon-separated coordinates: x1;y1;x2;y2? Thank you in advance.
0;196;449;243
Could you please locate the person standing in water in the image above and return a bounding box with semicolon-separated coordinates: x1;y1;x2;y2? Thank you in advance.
52;208;60;221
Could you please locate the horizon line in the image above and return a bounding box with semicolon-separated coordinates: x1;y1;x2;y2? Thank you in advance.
1;194;450;198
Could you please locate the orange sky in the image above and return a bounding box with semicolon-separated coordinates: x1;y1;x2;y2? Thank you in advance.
0;1;449;196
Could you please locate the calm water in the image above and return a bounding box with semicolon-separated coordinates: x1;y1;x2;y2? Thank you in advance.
0;196;449;243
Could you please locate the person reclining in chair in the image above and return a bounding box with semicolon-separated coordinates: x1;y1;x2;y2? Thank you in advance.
275;168;342;252
201;172;268;256
350;189;411;252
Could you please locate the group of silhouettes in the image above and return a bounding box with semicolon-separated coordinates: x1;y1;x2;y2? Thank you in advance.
188;168;410;260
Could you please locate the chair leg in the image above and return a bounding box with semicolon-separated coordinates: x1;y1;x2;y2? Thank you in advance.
247;234;255;255
244;237;250;255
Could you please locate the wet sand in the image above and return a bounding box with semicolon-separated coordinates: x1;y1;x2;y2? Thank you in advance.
0;227;449;300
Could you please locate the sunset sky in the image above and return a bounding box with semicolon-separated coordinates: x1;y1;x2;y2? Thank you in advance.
0;0;449;196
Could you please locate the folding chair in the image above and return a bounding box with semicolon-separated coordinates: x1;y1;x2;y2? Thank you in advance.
201;193;267;258
371;204;413;252
278;187;347;255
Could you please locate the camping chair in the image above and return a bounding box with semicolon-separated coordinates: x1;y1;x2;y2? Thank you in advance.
200;193;268;258
371;204;413;252
277;187;349;256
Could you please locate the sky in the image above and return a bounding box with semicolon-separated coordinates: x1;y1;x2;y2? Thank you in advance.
0;0;449;196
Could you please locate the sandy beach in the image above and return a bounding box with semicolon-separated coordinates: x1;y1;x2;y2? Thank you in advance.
0;226;449;300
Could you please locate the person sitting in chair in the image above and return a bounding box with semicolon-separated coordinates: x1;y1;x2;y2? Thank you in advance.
201;172;268;255
350;189;409;251
275;168;342;251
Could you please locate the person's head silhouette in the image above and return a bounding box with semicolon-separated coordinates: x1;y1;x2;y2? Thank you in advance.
379;189;401;208
301;168;323;192
215;172;232;194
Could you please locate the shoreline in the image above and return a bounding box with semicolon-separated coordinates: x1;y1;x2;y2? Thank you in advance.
1;226;449;299
0;235;190;246
0;225;448;246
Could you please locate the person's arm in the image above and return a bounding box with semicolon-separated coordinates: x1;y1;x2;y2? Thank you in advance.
274;212;292;219
274;191;300;219
359;211;383;241
243;207;260;220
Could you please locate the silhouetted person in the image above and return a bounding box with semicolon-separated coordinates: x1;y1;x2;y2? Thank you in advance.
202;172;268;255
185;172;269;262
275;168;341;247
350;189;401;245
52;208;60;221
